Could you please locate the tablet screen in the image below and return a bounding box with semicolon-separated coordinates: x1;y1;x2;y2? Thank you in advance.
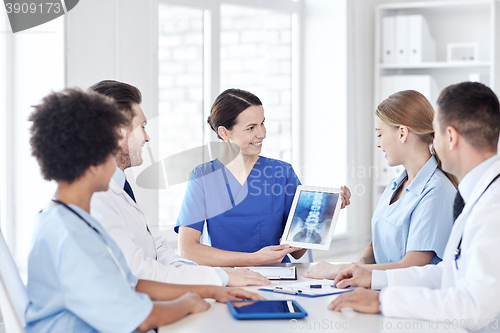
229;300;301;314
285;190;339;245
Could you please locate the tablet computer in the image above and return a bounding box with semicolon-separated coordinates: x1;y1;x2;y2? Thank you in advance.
227;300;308;320
281;185;342;250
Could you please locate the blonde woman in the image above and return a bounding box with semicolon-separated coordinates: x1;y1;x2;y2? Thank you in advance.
304;90;458;280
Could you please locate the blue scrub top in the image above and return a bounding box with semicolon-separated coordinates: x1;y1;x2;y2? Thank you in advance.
175;156;301;262
25;204;153;333
372;155;456;264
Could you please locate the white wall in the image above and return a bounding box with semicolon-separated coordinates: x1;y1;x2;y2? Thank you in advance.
65;0;160;225
0;5;7;237
63;0;376;259
1;19;64;273
299;1;350;257
301;0;347;189
343;0;416;254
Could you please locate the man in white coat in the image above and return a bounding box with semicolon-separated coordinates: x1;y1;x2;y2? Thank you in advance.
89;80;269;287
328;82;500;331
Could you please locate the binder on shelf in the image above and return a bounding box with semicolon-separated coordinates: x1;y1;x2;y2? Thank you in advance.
382;16;396;63
395;15;409;63
383;15;436;64
408;15;436;63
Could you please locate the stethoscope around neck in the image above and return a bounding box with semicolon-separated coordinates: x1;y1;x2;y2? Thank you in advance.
52;198;135;288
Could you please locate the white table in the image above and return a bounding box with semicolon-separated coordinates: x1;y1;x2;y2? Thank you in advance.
159;263;466;333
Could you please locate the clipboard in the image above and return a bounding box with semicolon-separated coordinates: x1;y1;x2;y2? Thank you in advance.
240;265;297;280
259;279;354;297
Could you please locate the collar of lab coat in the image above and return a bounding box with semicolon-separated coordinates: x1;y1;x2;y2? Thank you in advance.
459;154;500;203
111;167;126;188
108;175;140;208
456;157;500;222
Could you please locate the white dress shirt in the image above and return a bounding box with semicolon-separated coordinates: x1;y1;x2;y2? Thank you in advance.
373;155;500;331
90;167;228;286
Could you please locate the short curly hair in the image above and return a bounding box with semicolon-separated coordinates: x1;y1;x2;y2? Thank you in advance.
29;88;129;182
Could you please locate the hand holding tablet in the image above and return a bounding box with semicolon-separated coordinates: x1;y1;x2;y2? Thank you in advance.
281;186;343;250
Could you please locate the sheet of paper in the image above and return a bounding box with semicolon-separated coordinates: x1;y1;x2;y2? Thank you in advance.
242;266;296;279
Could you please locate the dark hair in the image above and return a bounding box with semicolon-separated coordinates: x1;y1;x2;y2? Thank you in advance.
29;88;129;183
437;82;500;152
88;80;142;124
207;88;262;140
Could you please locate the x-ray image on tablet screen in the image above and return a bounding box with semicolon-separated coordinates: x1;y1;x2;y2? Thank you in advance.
281;186;342;250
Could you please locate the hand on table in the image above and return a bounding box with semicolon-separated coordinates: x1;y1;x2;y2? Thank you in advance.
328;289;381;314
340;185;351;209
223;267;271;287
301;261;353;280
211;287;265;303
333;264;372;289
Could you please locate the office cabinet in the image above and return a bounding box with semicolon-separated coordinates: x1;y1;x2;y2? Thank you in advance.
372;0;500;211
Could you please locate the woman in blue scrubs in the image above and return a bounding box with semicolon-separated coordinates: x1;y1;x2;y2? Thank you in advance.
303;90;458;279
176;89;350;266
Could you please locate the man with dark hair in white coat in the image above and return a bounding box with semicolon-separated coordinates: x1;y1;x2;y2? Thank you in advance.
328;81;500;332
89;80;269;287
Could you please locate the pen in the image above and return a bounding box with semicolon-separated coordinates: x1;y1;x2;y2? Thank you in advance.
274;287;297;295
275;289;296;295
310;284;322;288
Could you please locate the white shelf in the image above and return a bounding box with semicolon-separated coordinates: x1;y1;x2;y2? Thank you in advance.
372;0;500;212
378;0;492;11
378;61;491;69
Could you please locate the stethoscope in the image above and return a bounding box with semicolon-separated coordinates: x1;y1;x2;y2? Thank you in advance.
52;199;135;288
453;173;500;270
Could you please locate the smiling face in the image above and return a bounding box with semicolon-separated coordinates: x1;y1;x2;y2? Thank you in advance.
375;116;402;167
117;103;150;169
222;105;266;157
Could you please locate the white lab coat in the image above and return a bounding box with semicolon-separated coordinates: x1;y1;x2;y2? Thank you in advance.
380;159;500;331
90;178;224;285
